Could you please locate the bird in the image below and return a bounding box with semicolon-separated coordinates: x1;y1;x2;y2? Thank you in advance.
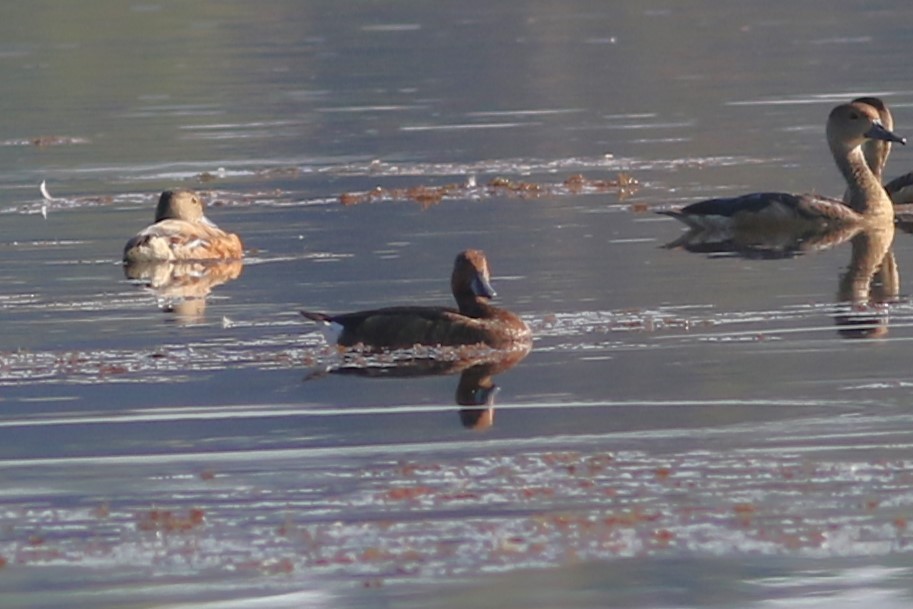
850;96;895;187
847;97;913;228
123;190;243;263
299;249;531;350
849;97;913;210
660;101;905;231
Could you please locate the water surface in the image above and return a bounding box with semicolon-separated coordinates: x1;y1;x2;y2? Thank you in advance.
4;1;913;607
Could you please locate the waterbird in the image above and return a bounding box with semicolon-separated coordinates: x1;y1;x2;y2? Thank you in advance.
660;101;905;231
300;249;531;350
123;190;244;262
849;97;913;218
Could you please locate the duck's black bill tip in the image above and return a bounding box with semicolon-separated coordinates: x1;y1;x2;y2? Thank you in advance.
865;122;906;145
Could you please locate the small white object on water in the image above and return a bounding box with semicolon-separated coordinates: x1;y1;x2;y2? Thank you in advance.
465;175;477;188
39;180;52;219
39;180;54;201
222;316;233;328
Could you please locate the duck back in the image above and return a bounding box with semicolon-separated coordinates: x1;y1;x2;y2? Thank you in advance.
302;304;530;350
124;219;243;262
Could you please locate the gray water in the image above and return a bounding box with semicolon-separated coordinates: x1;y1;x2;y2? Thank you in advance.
5;1;913;607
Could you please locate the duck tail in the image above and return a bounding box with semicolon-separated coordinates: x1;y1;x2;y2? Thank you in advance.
300;310;332;323
656;209;705;230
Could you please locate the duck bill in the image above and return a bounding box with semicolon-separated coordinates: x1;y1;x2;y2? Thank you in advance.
471;275;497;299
866;121;907;145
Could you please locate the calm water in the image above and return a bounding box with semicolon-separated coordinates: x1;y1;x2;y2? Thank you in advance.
5;1;913;607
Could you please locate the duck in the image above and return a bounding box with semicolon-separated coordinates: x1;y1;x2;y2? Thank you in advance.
660;101;905;231
845;97;913;229
848;97;913;211
123;190;243;263
850;97;895;185
300;249;532;350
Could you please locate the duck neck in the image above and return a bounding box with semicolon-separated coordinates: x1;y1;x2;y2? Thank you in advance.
863;140;889;182
456;294;493;318
836;145;893;217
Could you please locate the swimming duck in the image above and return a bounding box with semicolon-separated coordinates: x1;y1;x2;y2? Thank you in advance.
660;102;905;230
123;190;243;263
851;97;895;184
844;97;913;229
300;249;531;350
850;97;913;208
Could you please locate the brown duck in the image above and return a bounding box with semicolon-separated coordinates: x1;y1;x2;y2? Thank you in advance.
661;101;905;230
123;190;243;263
300;250;531;350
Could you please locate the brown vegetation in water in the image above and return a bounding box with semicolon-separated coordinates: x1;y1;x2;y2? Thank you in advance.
135;508;206;533
338;172;639;208
0;135;90;147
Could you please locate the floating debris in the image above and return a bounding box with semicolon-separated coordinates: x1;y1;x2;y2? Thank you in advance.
38;180;54;219
39;180;54;202
1;136;90;147
32;135;90;147
135;508;206;533
337;172;639;207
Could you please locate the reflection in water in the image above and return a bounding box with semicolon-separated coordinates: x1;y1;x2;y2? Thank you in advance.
455;362;501;431
835;223;897;339
666;223;898;338
309;345;530;430
124;260;243;322
664;223;862;259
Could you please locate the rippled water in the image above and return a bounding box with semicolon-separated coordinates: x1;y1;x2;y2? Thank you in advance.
5;1;913;607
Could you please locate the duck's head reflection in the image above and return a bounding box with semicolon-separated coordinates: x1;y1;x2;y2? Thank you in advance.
124;260;243;322
454;356;514;431
309;344;530;430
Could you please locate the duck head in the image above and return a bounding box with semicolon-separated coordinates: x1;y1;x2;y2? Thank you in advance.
452;249;497;301
827;101;906;155
154;189;208;223
852;96;895;179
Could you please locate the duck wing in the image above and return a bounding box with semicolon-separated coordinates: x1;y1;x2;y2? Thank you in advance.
301;306;501;349
659;192;862;230
124;220;242;261
885;172;913;205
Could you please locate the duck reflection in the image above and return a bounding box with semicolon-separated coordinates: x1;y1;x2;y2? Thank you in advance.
835;223;897;338
665;222;898;339
663;222;863;259
308;344;530;430
124;260;243;322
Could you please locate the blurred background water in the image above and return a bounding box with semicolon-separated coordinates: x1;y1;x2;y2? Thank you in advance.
4;1;913;607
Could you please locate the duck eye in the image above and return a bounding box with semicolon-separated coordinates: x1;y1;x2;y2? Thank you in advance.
848;112;859;120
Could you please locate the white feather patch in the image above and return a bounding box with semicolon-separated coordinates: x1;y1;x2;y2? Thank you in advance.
39;180;54;201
